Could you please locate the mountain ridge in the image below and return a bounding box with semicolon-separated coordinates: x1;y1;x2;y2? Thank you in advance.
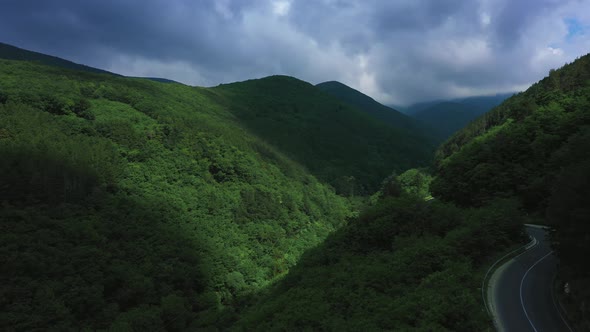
0;41;182;84
210;75;436;194
316;81;420;130
0;41;118;76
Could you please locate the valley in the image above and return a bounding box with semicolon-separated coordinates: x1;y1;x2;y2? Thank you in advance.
1;41;588;331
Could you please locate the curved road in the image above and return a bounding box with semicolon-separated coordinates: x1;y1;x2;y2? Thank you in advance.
488;225;573;332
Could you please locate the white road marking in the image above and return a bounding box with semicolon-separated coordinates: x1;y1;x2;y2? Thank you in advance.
520;250;554;332
483;235;536;316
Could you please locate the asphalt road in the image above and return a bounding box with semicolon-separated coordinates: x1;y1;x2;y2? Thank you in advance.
489;225;573;332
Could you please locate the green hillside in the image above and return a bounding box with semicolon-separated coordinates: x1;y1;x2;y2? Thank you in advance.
431;54;590;330
0;42;117;76
2;40;571;331
210;77;436;195
128;77;180;84
0;42;177;84
0;59;358;330
315;81;424;132
228;170;524;331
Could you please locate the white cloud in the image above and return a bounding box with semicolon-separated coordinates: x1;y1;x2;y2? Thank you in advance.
480;12;491;26
272;0;291;17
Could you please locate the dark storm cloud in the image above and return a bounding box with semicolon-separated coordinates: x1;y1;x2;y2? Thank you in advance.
0;0;588;104
2;1;241;65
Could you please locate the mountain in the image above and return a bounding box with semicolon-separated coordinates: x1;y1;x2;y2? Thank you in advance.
411;101;476;139
128;76;180;84
458;93;514;111
432;54;590;331
228;169;523;330
404;94;514;140
0;42;436;195
3;41;569;331
0;41;178;84
404;94;512;116
0;58;357;330
315;81;425;133
210;76;436;194
0;44;441;329
0;41;117;76
399;100;443;115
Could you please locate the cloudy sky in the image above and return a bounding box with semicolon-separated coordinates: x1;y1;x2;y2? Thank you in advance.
1;0;589;105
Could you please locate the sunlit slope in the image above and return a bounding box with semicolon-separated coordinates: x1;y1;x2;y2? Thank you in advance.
0;59;352;330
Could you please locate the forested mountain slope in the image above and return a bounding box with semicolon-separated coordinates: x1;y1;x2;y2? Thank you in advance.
315;81;432;137
0;42;177;84
210;77;436;195
403;94;512;140
410;97;509;140
405;94;511;116
411;101;476;139
0;42;117;76
0;59;356;330
228;171;524;331
431;54;590;331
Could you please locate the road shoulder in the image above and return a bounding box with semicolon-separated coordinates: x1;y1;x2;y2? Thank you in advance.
483;234;537;331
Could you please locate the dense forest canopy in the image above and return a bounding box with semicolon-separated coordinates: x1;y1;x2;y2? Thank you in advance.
226;174;524;331
0;42;117;76
0;44;442;328
210;76;436;195
315;81;434;141
0;59;357;330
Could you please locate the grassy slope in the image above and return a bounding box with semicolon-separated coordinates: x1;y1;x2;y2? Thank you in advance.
0;59;355;330
210;77;435;195
431;54;590;330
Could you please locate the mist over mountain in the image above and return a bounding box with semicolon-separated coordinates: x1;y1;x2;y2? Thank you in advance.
392;93;515;140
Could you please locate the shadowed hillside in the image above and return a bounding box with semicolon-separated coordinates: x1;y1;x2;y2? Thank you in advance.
210;76;436;195
315;81;424;131
406;94;513;140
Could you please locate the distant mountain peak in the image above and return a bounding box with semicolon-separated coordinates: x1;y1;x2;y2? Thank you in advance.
316;80;439;143
0;41;178;84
